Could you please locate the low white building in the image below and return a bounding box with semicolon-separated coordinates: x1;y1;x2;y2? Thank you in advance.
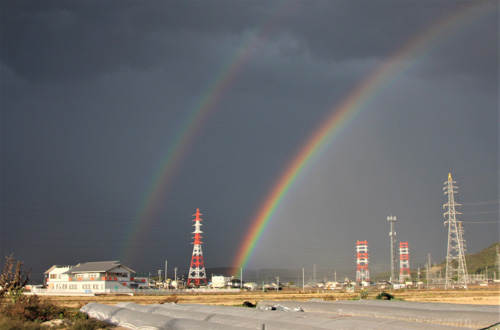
211;275;233;288
243;282;258;290
44;261;135;293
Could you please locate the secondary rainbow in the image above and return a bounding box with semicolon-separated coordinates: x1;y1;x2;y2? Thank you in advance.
232;2;494;274
122;1;291;263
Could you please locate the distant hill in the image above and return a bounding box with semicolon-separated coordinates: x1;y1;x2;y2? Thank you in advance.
464;242;499;276
372;241;499;281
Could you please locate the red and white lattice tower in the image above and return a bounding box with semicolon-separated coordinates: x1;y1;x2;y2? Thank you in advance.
356;240;370;282
399;242;411;283
187;209;207;286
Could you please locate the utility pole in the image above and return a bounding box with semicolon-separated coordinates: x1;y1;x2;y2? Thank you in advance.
313;264;316;286
496;245;500;281
426;264;429;291
240;268;243;289
165;260;167;282
428;253;431;286
387;215;397;281
497;245;500;279
426;254;430;292
302;268;305;291
174;267;178;285
334;270;337;283
158;270;162;284
443;173;468;289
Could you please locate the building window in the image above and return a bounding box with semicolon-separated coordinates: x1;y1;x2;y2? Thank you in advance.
82;284;91;289
50;274;57;279
69;285;77;290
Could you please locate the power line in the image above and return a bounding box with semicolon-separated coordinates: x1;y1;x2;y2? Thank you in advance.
460;200;499;206
461;210;498;215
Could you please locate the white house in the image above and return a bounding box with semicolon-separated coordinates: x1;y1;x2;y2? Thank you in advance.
45;265;73;289
44;261;136;293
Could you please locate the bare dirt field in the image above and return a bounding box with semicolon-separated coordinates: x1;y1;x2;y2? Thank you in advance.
40;285;499;309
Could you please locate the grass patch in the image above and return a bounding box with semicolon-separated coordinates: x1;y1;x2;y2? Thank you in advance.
0;295;110;329
158;293;179;304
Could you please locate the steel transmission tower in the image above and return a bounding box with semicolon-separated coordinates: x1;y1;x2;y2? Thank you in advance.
443;173;468;289
387;215;397;281
355;240;370;282
187;209;207;286
399;242;411;283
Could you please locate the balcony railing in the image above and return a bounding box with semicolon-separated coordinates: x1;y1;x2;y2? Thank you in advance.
68;276;130;282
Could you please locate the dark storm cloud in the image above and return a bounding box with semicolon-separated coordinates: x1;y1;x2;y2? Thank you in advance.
1;0;497;282
0;0;272;83
279;1;497;83
4;1;494;84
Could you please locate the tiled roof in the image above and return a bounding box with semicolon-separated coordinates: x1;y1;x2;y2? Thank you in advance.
64;261;135;274
44;265;75;274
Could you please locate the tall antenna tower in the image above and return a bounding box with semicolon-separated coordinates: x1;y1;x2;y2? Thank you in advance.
355;240;370;282
187;209;207;286
443;173;468;289
399;242;411;283
387;215;397;281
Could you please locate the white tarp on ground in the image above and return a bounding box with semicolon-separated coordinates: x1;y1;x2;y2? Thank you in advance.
81;300;499;330
257;300;500;329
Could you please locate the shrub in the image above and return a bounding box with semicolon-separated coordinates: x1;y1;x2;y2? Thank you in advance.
359;289;369;299
242;301;255;307
0;254;31;303
376;292;395;300
0;294;64;322
64;309;89;321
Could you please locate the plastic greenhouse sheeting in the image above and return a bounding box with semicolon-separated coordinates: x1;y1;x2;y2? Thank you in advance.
81;299;499;329
257;300;500;329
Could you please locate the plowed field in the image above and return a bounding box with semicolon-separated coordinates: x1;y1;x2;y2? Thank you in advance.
40;286;499;308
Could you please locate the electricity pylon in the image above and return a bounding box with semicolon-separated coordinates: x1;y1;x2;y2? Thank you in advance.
187;209;207;286
443;173;468;289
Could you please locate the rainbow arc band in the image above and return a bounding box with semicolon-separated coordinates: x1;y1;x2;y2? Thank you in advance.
231;3;494;275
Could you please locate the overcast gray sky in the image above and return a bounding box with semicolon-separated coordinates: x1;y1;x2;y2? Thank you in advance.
1;0;498;283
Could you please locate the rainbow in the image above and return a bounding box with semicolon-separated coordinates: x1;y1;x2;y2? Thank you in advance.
231;2;494;274
122;1;291;263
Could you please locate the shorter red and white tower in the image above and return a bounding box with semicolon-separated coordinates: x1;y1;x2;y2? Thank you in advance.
187;209;207;286
399;241;411;282
356;240;370;282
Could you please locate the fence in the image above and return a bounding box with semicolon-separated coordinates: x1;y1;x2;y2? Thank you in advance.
30;287;239;296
